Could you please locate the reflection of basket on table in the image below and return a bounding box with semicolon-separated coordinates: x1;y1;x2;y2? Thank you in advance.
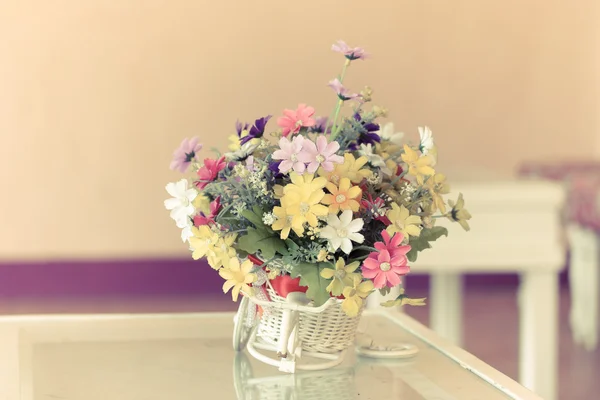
233;259;364;373
233;352;356;400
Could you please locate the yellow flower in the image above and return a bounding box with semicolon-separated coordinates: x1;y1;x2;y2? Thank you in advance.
425;173;450;213
322;177;362;213
271;204;302;239
401;145;435;184
273;184;285;199
381;288;426;307
281;173;328;233
447;193;472;231
386;203;422;238
320;258;361;296
219;257;256;302
318;154;373;184
342;276;374;317
192;193;211;215
188;226;236;269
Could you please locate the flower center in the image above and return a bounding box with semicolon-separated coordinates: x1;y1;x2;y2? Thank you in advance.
380;262;391;272
299;202;310;215
336;228;348;238
335;270;347;280
184;151;196;162
291;153;299;162
286;215;294;224
316;154;325;163
181;198;190;206
335;194;347;203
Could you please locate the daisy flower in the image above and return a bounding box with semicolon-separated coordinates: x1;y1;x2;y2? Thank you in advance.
362;248;410;289
164;179;198;228
188;226;236;269
196;156;226;189
341;276;373;317
277;104;316;137
281;173;328;233
320;258;361;296
219;257;257;302
322;177;362;213
328;78;359;101
401;145;435;184
447;193;472;231
378;122;404;145
272;135;306;174
271;204;300;240
331;40;368;60
374;230;411;259
169;137;203;173
320;210;365;254
418;126;434;155
318;153;373;185
425;173;450;213
298;135;343;174
358;143;391;174
240;115;272;145
386;203;422;238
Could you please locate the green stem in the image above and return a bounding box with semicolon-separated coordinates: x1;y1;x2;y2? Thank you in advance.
327;59;352;141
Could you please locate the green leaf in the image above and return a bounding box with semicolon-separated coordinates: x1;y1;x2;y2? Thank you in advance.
290;262;332;307
379;286;391;296
241;206;266;228
406;226;448;262
237;227;287;260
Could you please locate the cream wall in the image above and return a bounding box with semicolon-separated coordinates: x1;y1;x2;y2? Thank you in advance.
0;1;597;260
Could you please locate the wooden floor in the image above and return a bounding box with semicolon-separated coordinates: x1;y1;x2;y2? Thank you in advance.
1;285;598;400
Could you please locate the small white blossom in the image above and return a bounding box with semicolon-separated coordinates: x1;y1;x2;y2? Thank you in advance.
418;126;434;155
320;210;365;254
225;141;259;162
367;172;383;185
262;212;276;226
358;144;392;175
164;179;197;229
378;122;404;145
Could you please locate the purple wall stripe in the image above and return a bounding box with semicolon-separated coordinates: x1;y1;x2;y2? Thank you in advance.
0;258;568;299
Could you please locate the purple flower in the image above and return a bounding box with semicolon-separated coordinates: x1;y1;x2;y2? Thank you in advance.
268;160;284;179
169;137;203;173
354;113;381;146
328;78;359;101
235;120;249;137
240;115;272;145
309;116;331;134
331;40;368;60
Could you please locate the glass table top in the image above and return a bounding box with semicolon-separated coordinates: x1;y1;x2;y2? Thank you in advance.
0;311;539;400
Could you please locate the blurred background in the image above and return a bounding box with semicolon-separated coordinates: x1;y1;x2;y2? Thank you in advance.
0;1;598;399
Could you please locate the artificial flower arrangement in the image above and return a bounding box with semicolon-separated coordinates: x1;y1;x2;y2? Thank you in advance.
165;41;471;317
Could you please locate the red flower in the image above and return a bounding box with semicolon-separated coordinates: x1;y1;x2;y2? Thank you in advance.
195;156;226;189
193;196;221;226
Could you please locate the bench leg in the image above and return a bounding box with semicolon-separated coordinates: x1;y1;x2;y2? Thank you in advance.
518;270;558;400
430;272;463;346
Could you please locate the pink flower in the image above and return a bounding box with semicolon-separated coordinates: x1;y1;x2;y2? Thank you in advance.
298;135;344;173
328;78;359;101
195;156;226;189
374;231;411;259
362;249;410;289
331;40;368;60
272;135;306;174
169;137;203;173
277;104;316;137
194;196;221;226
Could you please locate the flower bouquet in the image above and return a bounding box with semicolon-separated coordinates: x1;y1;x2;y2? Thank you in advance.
165;41;471;366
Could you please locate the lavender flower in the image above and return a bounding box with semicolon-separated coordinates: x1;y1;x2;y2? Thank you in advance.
331;40;368;60
328;78;359;101
235;120;249;137
240;115;272;145
169;137;203;173
309;116;331;134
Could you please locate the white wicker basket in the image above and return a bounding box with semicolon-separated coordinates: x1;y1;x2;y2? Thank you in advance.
256;282;364;354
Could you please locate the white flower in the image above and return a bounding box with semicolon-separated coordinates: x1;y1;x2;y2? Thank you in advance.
180;221;194;243
358;144;392;176
320;210;365;254
418;126;434;155
378;122;404;145
225;141;259;162
262;212;276;226
164;179;198;229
